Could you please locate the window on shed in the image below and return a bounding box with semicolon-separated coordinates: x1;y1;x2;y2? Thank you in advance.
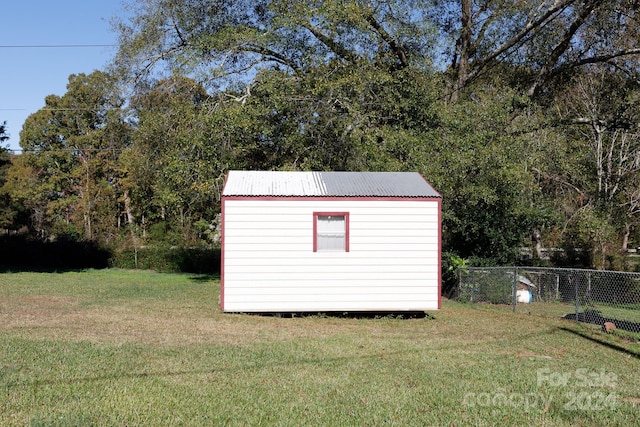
314;212;349;252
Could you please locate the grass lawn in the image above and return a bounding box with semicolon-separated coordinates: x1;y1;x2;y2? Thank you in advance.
1;269;639;426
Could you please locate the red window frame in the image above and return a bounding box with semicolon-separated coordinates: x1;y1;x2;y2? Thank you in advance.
313;212;350;252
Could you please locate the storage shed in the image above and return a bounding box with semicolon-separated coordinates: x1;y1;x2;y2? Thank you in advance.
220;170;442;312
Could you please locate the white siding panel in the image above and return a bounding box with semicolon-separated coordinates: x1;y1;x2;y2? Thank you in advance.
226;260;438;272
222;198;440;312
224;256;437;267
224;243;438;253
223;270;438;281
224;236;436;246
223;250;434;260
224;280;438;288
225;283;436;292
224;200;437;211
225;278;435;295
224;293;438;304
223;300;440;312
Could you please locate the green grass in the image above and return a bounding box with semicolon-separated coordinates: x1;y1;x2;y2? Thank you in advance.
1;270;639;426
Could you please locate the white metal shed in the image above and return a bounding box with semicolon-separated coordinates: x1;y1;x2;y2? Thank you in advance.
220;170;442;312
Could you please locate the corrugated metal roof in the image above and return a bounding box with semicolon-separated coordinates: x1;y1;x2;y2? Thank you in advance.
222;171;441;198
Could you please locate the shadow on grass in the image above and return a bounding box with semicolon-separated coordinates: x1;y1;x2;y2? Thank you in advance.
189;274;220;283
0;235;111;272
564;310;640;334
5;348;414;391
239;311;433;320
558;326;640;360
0;235;222;274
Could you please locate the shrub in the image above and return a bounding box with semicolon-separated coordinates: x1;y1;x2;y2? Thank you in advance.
110;246;221;274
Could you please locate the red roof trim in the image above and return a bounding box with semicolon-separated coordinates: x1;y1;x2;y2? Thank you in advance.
220;198;226;312
222;195;439;202
437;198;442;309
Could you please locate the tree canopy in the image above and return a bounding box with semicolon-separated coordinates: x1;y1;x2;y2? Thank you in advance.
113;1;640;98
3;1;640;270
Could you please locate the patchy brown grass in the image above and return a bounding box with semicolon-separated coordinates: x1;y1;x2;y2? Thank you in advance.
1;270;639;426
0;285;423;347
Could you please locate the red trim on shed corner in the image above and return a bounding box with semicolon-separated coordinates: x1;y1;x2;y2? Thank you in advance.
219;197;226;312
219;173;235;312
437;197;442;310
345;213;350;253
312;212;318;252
313;212;350;253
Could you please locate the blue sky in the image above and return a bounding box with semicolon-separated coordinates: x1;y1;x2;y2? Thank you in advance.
1;1;126;152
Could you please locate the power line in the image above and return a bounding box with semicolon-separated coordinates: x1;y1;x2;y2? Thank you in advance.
0;44;116;48
2;108;122;111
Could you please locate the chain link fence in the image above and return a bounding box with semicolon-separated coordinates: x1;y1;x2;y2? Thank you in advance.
458;267;640;337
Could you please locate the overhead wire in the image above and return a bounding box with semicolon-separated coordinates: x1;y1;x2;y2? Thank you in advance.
0;44;116;48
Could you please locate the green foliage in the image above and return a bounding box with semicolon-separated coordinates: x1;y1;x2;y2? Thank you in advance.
0;145;16;228
2;2;640;271
16;71;131;243
428;84;551;263
114;0;437;84
0;121;8;144
441;252;467;298
110;246;220;274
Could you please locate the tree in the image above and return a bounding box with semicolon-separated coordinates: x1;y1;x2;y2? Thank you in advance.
110;0;640;265
126;76;218;244
16;72;131;243
546;65;640;265
0;121;17;229
115;1;640;101
1;154;34;232
113;1;558;262
233;63;440;171
0;121;8;145
441;0;640;99
114;0;436;87
423;80;554;263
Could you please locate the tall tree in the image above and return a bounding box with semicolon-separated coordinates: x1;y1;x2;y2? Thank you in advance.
0;122;17;229
0;121;8;145
15;72;131;242
114;0;436;86
111;0;640;265
115;1;640;100
423;78;553;263
549;65;640;265
127;76;218;244
441;0;640;99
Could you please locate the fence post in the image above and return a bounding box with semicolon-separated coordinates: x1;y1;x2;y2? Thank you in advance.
471;268;475;303
573;272;579;321
512;267;518;312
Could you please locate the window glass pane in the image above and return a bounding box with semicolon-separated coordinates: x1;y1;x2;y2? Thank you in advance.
317;215;344;232
317;234;345;251
317;215;345;251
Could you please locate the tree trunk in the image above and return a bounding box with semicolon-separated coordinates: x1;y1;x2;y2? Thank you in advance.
532;228;543;259
450;0;472;103
123;189;134;226
622;222;631;252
